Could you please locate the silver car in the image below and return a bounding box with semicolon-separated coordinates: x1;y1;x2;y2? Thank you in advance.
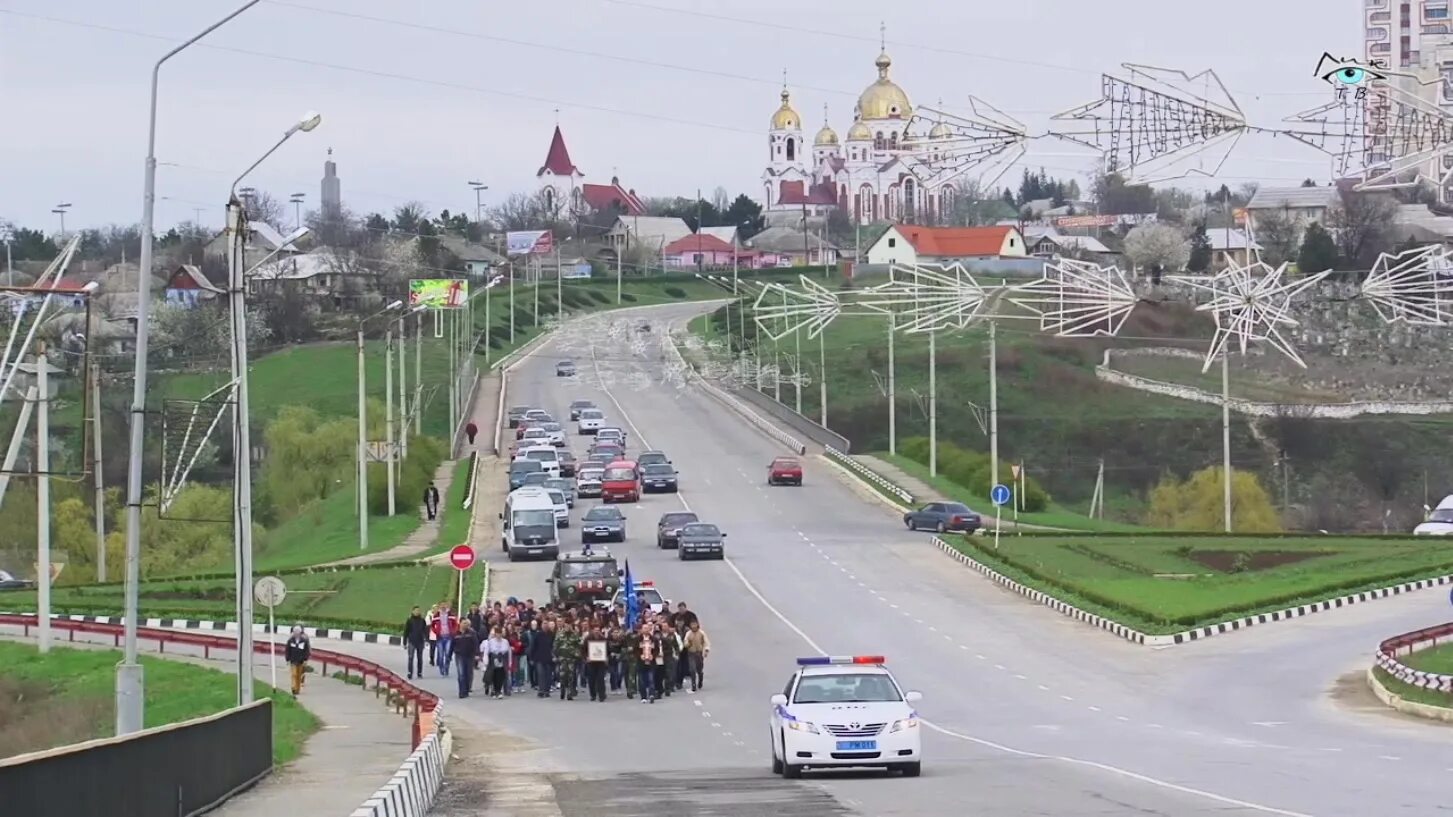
576;467;604;499
545;477;576;508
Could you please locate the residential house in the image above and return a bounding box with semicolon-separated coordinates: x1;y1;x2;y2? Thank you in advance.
663;234;738;269
866;224;1027;266
1391;204;1453;245
202;221;306;261
605;215;694;257
746;226;839;266
164;264;224;308
1244;186;1340;238
249;249;375;307
433;235;506;279
1027;230;1115;261
1205;228;1262;270
698;225;742;247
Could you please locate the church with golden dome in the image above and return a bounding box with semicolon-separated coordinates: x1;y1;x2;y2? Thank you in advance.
762;44;959;226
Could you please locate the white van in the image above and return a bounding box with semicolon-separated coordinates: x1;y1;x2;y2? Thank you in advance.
517;446;561;477
578;408;605;435
501;487;560;561
1415;494;1453;535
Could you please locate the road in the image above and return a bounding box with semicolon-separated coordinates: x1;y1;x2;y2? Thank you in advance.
331;302;1453;815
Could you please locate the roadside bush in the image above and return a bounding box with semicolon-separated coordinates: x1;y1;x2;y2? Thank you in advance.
587;290;610;304
367;435;446;515
898;436;1050;511
664;286;687;299
1144;467;1280;532
619;292;637;302
261;406;356;519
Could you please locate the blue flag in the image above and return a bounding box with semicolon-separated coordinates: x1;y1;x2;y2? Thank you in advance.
623;559;639;630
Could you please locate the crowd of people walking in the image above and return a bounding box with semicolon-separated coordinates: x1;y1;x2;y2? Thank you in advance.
403;597;710;701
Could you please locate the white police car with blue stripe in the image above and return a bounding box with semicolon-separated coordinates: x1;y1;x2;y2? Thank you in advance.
768;656;922;778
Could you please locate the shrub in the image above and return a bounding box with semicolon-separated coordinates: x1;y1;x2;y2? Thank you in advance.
367;435;447;515
663;286;687;299
1144;467;1281;532
588;290;610;304
620;292;637;302
898;436;1050;511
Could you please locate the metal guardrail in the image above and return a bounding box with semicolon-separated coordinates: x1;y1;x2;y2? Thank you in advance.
1376;622;1453;694
665;335;807;455
460;452;480;511
824;447;914;505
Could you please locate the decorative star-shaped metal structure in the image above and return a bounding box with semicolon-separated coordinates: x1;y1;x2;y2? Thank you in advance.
1008;259;1139;337
1360;244;1453;325
1170;260;1330;372
859;263;990;333
752;276;844;340
900;97;1029;190
1049;64;1247;184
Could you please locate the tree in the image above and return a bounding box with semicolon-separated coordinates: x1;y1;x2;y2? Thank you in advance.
1144;466;1281;532
1091;172;1155;215
1123;223;1190;274
1327;192;1397;268
1296;221;1339;272
486;192;551;233
241;190;286;230
1001;188;1016;208
722;194;765;239
391;202;427;235
1186;223;1212;272
364;213;390;234
1301;178;1319;187
1254;209;1300;266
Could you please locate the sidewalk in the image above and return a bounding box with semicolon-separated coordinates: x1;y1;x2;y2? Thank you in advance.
0;630;413;817
327;457;458;567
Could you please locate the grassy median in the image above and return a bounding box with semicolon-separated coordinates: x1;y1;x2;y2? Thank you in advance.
0;641;317;763
941;533;1453;634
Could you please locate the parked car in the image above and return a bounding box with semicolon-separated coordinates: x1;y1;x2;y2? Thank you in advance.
903;501;982;533
0;570;35;591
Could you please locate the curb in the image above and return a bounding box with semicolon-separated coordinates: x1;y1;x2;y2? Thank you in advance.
1366;667;1453;724
824;446;913;505
927;536;1453;647
17;613;406;647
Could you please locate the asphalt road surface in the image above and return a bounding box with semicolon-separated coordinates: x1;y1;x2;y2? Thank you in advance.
271;303;1453;816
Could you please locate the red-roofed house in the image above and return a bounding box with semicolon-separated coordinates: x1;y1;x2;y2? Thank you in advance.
536;125;646;220
866;224;1027;266
663;233;737;269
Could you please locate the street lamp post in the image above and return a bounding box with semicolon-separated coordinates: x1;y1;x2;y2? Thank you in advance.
289;192;305;232
384;327;396;516
225;110;321;706
52;204;71;239
357;301;405;551
469;181;488;224
36;344;52;653
119;0;265;737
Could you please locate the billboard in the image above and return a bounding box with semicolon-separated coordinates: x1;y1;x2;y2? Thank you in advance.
409;278;469;309
1052;213;1158;229
506;230;553;255
561;262;593;280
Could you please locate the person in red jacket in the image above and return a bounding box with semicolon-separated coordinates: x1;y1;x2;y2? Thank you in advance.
431;602;458;676
465;421;478;446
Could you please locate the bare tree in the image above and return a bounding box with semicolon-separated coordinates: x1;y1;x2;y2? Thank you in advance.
241;190;287;231
1327;192;1397;268
487;192;551;233
1254;209;1300;266
1122;223;1190;274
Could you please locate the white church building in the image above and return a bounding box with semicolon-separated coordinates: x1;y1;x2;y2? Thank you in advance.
762;46;960;226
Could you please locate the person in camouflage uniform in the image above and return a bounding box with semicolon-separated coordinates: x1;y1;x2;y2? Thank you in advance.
658;622;678;698
621;627;641;698
553;623;581;700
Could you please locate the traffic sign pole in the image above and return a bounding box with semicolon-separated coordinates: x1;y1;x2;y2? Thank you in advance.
991;483;1011;550
449;545;477;615
253;577;287;694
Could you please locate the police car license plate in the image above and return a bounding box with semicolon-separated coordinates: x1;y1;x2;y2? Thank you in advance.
836;740;876;751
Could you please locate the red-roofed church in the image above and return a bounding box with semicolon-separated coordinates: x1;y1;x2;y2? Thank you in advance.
536;125;646;221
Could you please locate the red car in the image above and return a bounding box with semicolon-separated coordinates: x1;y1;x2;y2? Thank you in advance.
601;460;641;503
767;456;803;486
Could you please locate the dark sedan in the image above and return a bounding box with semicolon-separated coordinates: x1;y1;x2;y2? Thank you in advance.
507;406;531;429
0;570;35;591
903;501;982;533
678;523;725;560
582;506;627;543
569;400;596;420
508;459;544;490
656;511;699;549
641;463;678;493
557;450;578;477
637;450;670;469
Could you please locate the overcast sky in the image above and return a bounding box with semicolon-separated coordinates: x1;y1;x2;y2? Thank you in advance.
0;0;1355;233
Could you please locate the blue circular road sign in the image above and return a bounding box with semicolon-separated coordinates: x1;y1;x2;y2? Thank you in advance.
991;483;1012;507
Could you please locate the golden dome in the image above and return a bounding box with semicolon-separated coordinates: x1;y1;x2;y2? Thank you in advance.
856;50;913;121
814;124;838;146
846;118;872;141
929;121;952;139
771;88;800;130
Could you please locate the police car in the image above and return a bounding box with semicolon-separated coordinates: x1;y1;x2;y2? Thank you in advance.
608;580;668;613
769;656;922;778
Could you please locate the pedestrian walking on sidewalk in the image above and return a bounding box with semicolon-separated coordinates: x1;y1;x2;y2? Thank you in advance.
285;625;311;697
423;482;441;521
465;421;478;446
403;606;428;679
453;620;480;698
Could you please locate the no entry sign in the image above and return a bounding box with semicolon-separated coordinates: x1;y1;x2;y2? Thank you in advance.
449;544;476;571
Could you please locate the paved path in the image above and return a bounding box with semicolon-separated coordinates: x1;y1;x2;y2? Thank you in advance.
0;629;413;817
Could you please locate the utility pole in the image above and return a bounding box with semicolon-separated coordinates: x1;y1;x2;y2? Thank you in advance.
989;318;999;491
90;360;105;583
615;249;623;305
397;313;408;462
356;327;369;552
384;328;396;516
484;272;492;368
1221;350;1233;533
555;238;563;323
794;325;802;414
818;331;827;427
226;197;256;704
509;262;516;343
887;316;896;456
929;331;937;477
36;345;51;653
413;313;422;436
447;308;457;437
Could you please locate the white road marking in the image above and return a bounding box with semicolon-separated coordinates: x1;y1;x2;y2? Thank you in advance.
1379;755;1401;762
712;722;722;728
694;700;702;707
1013;674;1027;680
592;322;1311;817
994;664;1006;671
1060;695;1075;702
1037;685;1050;691
1251;721;1287;728
1088;706;1102;712
1116;716;1130;722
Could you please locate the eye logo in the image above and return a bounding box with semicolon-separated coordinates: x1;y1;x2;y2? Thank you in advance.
1315;52;1388;87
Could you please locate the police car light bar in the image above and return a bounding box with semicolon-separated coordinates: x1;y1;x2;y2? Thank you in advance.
796;656;886;666
637;580;654;587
